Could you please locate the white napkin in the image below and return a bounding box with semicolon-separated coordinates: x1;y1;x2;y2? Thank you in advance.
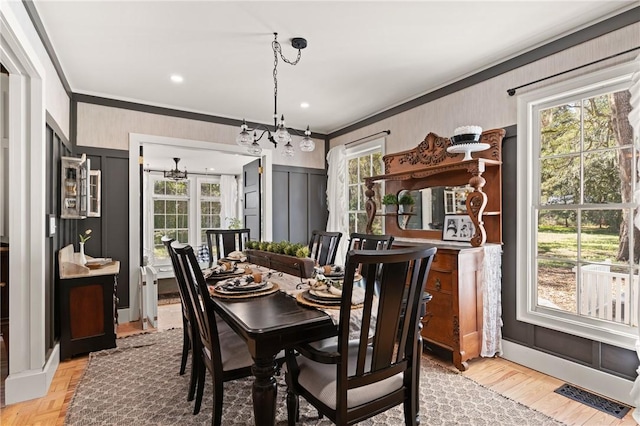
309;280;365;305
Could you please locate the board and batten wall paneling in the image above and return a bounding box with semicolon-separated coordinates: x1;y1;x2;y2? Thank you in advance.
308;173;328;237
75;102;325;169
272;166;328;245
329;23;639;154
81;148;130;308
272;171;290;242
288;172;309;245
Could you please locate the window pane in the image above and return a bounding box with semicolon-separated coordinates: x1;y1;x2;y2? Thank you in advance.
212;216;221;228
348;213;356;235
356;212;368;233
201;183;210;197
166;201;176;214
212;202;221;215
348;158;358;184
348;185;358;210
540;156;579;205
584;150;622;204
177;214;188;228
177;230;189;242
211;184;221;197
580;210;623;264
372;152;383;176
537;210;577;262
359;156;372;179
154;181;165;195
154;199;165;214
539;101;581;156
537;259;576;314
154;215;164;228
582;93;620;150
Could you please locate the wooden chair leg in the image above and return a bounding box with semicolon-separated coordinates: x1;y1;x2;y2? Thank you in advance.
212;380;224;426
187;347;198;401
193;358;206;415
180;324;189;375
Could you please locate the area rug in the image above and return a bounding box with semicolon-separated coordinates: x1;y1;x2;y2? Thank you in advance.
65;329;562;425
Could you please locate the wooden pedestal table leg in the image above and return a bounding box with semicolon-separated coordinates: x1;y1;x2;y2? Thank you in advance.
252;356;278;426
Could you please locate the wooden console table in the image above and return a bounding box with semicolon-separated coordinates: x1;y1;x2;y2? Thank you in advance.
58;245;119;359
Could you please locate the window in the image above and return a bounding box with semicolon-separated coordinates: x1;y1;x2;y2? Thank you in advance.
199;180;222;246
147;175;228;266
517;61;638;349
152;179;189;262
346;140;384;235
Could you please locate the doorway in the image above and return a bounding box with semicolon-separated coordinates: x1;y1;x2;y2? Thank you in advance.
127;133;274;328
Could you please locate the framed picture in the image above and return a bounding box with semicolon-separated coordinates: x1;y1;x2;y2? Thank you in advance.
442;214;475;242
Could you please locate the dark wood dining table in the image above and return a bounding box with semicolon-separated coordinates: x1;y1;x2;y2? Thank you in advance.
211;287;337;426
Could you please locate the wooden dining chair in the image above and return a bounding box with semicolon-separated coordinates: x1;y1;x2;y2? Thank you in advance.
346;232;394;251
161;236;199;408
205;228;250;267
284;245;437;426
171;241;255;424
308;230;343;266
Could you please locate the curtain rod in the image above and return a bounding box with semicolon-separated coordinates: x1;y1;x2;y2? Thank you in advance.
507;46;640;96
345;130;391;146
144;168;230;177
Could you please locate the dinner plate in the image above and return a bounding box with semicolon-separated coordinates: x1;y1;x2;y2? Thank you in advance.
309;289;342;300
203;267;242;279
214;281;273;295
302;290;342;306
324;272;345;278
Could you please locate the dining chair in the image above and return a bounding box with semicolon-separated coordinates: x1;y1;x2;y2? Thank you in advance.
308;230;343;266
171;241;255;424
346;232;394;251
161;236;199;408
205;228;250;267
284;245;437;426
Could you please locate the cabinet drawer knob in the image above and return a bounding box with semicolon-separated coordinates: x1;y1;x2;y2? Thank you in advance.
435;278;442;291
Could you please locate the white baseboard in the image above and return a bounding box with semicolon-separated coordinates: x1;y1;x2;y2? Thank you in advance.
5;343;60;405
502;340;635;407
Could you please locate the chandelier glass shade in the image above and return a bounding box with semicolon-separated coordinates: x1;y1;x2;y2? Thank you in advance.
236;33;314;157
164;157;188;180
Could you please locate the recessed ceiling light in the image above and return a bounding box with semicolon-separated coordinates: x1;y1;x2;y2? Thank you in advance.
300;102;310;109
170;74;184;83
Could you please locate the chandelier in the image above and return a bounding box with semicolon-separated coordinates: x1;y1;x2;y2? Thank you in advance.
164;158;188;180
236;33;315;157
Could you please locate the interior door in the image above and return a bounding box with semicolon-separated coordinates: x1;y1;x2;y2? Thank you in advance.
243;158;261;240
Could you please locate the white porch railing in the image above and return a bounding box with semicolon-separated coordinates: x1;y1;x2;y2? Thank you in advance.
576;261;639;327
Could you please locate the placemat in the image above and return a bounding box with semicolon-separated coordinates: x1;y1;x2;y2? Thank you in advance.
296;292;363;310
209;282;279;299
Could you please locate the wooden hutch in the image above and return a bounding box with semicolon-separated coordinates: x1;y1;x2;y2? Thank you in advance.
364;128;505;370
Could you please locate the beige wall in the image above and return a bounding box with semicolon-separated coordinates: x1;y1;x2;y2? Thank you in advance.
5;1;70;137
330;23;639;153
76;102;326;169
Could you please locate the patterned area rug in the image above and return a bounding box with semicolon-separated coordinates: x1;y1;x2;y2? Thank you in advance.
66;329;562;425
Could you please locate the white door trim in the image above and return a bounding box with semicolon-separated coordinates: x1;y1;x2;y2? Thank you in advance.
1;7;57;404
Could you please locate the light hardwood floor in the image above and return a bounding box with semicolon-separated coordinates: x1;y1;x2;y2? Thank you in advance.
1;304;636;425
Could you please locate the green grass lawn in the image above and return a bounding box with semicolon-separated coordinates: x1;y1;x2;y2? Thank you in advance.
537;225;619;262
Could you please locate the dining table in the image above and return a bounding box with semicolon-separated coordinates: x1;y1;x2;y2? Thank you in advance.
208;263;367;426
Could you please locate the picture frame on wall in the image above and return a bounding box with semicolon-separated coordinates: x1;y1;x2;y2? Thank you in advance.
442;214;475;242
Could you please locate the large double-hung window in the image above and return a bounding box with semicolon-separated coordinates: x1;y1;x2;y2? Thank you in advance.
517;61;638;349
148;175;225;266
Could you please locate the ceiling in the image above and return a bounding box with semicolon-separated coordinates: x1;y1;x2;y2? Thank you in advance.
32;1;636;173
33;1;636;137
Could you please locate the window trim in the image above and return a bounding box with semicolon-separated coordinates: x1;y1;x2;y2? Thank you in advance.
516;60;638;350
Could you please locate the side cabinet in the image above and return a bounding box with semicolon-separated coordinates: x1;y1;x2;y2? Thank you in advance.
58;272;118;359
422;246;483;371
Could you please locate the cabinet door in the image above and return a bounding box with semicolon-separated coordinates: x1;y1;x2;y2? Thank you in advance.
423;270;454;347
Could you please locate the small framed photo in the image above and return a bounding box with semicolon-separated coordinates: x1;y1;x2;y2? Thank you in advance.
442;214;475;242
